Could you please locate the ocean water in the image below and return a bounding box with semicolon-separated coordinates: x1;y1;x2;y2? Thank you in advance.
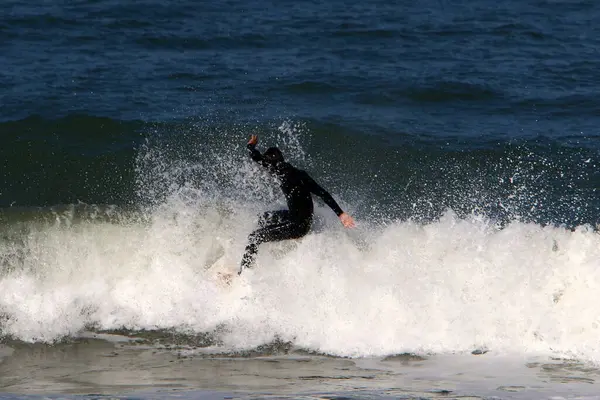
2;0;600;398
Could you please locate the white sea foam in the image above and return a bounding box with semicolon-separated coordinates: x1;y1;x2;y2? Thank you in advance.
1;200;600;362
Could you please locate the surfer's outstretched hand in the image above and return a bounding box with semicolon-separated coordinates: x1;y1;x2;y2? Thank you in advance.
339;212;356;228
248;135;258;146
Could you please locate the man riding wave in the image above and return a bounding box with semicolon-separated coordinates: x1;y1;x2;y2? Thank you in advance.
239;135;355;274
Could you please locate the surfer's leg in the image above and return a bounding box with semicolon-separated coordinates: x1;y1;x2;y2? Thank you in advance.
257;210;288;227
240;223;292;273
239;237;260;273
239;211;289;273
239;213;310;274
241;210;289;271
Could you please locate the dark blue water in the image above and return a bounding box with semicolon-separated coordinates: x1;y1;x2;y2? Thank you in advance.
2;0;600;226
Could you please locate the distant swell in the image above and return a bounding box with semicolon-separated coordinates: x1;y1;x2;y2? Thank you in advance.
406;81;499;102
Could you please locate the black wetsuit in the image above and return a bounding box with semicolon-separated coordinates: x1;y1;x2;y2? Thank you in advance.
239;143;344;273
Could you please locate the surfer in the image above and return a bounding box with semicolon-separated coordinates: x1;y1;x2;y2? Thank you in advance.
239;135;356;274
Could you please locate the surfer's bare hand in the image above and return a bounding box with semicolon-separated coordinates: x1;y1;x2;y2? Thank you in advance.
248;135;258;146
339;213;356;228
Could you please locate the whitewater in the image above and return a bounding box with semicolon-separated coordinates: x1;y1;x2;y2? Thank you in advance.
1;197;600;361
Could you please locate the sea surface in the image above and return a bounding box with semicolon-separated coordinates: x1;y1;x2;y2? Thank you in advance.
2;0;600;399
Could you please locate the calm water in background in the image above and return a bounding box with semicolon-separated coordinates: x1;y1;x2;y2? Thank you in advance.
2;0;600;223
2;1;600;399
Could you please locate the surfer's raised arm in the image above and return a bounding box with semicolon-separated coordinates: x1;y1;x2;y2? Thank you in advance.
247;135;267;166
247;135;287;172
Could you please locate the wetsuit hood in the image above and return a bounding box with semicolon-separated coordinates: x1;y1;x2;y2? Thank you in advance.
263;147;284;165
